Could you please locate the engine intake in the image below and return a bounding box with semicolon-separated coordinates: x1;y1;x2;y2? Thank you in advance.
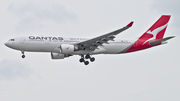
51;52;72;59
60;44;79;54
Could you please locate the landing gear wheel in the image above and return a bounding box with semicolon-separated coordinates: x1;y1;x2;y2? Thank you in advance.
22;55;25;58
84;61;89;65
79;58;84;63
90;57;95;62
85;54;90;59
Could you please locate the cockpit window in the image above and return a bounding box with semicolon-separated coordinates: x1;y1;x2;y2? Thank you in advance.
9;39;15;41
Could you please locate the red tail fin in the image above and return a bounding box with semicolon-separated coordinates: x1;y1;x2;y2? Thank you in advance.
139;15;171;44
125;15;171;53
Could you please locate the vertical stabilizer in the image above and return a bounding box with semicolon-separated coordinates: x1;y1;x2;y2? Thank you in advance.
125;15;171;53
139;15;171;44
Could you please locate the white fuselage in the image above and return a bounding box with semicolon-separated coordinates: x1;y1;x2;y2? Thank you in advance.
5;36;137;55
4;15;173;65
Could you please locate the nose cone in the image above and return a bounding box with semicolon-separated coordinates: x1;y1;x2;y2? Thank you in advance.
4;42;8;46
4;41;18;50
4;42;10;47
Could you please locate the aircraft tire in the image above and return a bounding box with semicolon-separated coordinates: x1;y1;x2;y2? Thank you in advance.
84;61;89;65
79;58;84;62
85;54;90;59
90;57;95;62
22;55;25;58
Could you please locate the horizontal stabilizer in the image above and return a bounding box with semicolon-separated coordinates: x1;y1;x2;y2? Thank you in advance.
149;36;175;46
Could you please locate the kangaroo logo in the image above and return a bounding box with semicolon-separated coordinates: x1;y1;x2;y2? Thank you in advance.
143;23;168;45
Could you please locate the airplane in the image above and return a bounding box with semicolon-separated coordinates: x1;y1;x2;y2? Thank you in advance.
4;15;174;65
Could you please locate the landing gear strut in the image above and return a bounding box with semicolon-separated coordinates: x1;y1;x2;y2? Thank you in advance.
79;54;95;65
21;51;25;58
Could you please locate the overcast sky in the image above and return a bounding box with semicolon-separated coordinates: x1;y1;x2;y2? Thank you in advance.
0;0;180;101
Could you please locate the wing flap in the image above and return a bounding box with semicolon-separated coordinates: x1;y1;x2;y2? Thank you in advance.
76;21;134;50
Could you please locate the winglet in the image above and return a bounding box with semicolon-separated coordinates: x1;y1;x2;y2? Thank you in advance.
126;21;134;27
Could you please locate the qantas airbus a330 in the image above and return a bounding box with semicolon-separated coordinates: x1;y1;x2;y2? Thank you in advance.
5;15;174;65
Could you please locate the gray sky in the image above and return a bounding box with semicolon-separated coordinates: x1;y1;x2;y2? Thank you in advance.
0;0;180;101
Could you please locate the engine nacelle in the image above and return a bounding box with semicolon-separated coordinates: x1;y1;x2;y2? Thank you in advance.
51;53;71;59
60;44;77;54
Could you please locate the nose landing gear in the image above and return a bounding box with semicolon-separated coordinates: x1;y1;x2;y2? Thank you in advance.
21;51;25;58
22;55;25;58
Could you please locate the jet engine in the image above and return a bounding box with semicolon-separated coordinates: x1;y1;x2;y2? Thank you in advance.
60;44;79;54
51;52;72;59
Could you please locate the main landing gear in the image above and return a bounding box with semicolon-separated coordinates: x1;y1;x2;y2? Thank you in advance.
21;51;25;58
79;54;95;65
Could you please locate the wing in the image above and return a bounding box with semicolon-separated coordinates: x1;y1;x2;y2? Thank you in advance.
75;21;134;51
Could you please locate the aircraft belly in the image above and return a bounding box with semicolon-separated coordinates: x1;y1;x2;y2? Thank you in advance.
103;42;133;54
